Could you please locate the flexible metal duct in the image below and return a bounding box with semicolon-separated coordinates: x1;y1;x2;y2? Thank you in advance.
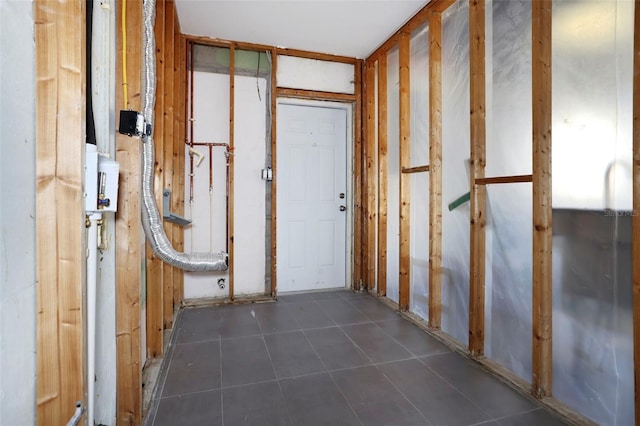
141;0;227;271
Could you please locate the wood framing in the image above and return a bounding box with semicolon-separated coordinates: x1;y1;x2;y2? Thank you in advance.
354;60;364;290
270;49;278;297
35;1;86;424
428;11;443;329
276;47;358;64
633;0;640;422
468;0;487;356
365;61;378;291
476;174;532;185
402;165;430;174
276;88;356;102
368;0;457;63
377;54;389;297
531;0;553;399
162;0;176;329
229;44;236;300
115;0;142;422
146;0;165;359
399;33;411;311
172;27;185;309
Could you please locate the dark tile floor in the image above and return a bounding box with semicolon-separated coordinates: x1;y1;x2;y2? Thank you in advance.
145;290;568;426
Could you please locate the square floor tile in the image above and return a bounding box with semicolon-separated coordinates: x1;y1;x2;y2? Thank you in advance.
264;331;325;378
332;366;427;425
305;327;371;370
286;301;336;329
377;359;490;426
162;340;221;397
341;323;412;363
219;306;262;338
176;307;222;344
316;299;369;325
152;390;222;426
280;373;360;426
278;293;317;303
221;336;275;387
349;298;401;322
223;381;292;425
254;304;300;334
376;319;450;357
421;353;535;418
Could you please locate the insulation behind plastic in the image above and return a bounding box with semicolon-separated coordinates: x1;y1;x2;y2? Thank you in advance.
551;1;634;424
409;24;429;320
483;0;532;382
386;46;400;303
440;0;470;344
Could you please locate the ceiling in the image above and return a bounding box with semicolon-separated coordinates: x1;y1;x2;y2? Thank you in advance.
174;0;429;59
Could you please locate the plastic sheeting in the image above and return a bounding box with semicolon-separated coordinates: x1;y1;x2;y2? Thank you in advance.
409;24;430;321
386;46;400;303
551;1;634;424
483;0;532;382
440;0;470;344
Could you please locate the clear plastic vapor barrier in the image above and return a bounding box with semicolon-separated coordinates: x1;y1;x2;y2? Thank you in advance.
552;1;634;424
386;46;401;303
409;23;430;321
483;0;533;382
440;0;470;344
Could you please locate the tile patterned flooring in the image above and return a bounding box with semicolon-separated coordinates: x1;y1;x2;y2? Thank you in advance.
145;290;567;426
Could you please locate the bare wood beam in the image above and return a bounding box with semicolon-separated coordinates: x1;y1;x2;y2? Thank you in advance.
146;0;165;358
115;0;142;422
469;0;487;356
532;0;553;399
399;32;411;311
276;88;356;102
402;165;430;174
429;11;444;329
35;1;86;424
270;49;278;297
365;61;378;291
368;0;457;62
476;174;532;185
354;60;364;289
172;18;184;310
276;47;358;64
377;54;389;297
633;0;640;422
162;0;176;330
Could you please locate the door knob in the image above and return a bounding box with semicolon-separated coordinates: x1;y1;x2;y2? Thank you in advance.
339;206;346;212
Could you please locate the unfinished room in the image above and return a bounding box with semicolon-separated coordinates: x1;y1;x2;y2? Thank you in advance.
1;0;639;425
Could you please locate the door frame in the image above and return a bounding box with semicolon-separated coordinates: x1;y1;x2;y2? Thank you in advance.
275;98;354;293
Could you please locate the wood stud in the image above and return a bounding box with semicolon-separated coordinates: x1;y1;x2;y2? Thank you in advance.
35;1;86;423
399;32;411;311
229;45;236;300
270;49;278;297
428;11;443;329
115;0;143;422
377;55;389;297
354;60;364;289
468;0;487;356
531;0;553;399
365;62;378;291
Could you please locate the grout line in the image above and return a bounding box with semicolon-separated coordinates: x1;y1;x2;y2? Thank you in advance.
376;367;434;426
300;328;364;426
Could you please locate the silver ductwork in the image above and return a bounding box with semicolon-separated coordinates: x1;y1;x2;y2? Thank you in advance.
140;0;227;271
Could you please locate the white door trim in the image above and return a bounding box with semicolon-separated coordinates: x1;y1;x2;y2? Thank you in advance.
276;98;354;292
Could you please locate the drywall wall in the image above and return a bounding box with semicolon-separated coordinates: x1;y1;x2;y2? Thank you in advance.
184;71;268;299
0;1;37;425
277;55;355;94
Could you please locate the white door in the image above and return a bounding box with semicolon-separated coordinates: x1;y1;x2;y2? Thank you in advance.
276;103;348;292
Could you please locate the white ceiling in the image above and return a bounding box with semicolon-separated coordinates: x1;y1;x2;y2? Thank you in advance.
174;0;429;59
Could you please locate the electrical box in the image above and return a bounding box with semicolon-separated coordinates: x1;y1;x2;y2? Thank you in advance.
85;144;120;213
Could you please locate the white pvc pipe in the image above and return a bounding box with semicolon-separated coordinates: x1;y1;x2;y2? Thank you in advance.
87;213;102;426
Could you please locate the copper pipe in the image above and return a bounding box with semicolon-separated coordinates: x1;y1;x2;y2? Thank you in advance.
189;40;195;203
208;144;213;190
